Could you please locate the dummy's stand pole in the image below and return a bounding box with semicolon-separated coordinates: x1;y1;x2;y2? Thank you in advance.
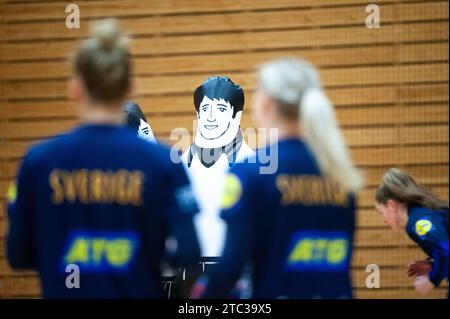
162;257;220;299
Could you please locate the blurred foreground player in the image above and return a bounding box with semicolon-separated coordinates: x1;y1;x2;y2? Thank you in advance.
6;19;200;298
199;59;363;298
375;168;448;297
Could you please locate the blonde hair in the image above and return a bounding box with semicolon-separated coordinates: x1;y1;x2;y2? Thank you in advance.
74;19;131;103
376;168;448;211
258;58;363;193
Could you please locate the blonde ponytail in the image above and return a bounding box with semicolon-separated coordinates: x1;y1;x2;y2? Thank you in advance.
259;58;363;193
300;88;363;193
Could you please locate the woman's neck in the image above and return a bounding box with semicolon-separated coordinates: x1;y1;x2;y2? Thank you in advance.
274;118;301;141
398;204;410;228
80;102;125;125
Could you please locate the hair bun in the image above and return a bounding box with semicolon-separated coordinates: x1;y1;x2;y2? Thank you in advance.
91;18;128;49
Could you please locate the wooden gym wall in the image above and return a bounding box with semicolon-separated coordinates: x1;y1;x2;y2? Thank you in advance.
0;0;448;298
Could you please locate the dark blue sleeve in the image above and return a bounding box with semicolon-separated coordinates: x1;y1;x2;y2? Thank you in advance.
164;161;201;267
6;155;37;269
202;167;258;298
407;214;449;286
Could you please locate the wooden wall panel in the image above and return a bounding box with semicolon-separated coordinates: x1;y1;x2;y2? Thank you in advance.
0;0;448;299
3;21;448;61
0;0;426;23
3;2;448;42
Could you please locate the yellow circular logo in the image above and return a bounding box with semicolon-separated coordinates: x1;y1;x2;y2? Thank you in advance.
221;174;242;209
7;182;17;203
415;219;433;236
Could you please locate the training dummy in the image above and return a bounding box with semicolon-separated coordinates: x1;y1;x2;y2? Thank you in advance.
181;76;254;258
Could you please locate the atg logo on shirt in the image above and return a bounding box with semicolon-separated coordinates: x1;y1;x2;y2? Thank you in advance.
415;218;434;238
285;231;350;272
7;182;17;204
61;230;139;273
221;173;243;210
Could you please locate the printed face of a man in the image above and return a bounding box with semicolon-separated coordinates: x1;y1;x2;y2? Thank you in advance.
197;96;234;140
137;118;155;143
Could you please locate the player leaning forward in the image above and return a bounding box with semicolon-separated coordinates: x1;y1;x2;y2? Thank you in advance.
375;168;449;297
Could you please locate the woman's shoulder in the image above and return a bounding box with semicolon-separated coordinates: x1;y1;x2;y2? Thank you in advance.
408;206;448;219
23;128;80;166
407;206;433;224
406;206;447;238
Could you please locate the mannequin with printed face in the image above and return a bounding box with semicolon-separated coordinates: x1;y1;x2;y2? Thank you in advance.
124;101;156;143
181;77;255;257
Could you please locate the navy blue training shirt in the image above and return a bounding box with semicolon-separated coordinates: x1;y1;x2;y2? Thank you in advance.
202;138;356;299
6;124;200;298
406;206;449;287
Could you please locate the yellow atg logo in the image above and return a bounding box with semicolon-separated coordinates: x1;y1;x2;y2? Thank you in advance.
287;238;348;265
415;219;433;236
221;173;242;209
7;182;17;203
66;238;133;267
63;231;138;272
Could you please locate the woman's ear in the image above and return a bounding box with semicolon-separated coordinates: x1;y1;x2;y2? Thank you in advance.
262;92;275;115
386;199;398;212
67;77;83;102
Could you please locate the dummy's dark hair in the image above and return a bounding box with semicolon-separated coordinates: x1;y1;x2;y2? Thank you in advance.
193;76;244;118
124;101;147;132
